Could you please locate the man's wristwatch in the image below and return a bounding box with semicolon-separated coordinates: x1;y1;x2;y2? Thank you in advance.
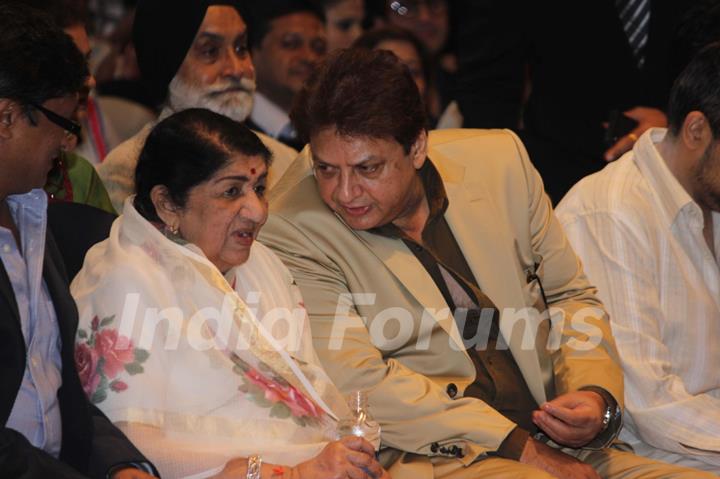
580;386;618;434
600;403;613;432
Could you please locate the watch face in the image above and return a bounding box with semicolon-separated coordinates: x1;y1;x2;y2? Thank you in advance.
601;406;613;430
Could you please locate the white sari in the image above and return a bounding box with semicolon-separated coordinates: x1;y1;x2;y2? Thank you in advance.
72;199;348;478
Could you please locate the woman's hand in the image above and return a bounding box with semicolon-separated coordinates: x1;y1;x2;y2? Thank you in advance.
210;436;388;479
292;436;386;479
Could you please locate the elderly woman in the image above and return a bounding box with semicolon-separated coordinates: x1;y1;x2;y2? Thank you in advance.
72;109;386;479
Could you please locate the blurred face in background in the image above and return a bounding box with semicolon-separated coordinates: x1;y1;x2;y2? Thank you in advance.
64;23;96;123
252;12;327;112
325;0;365;52
385;0;448;55
376;39;425;97
168;6;257;123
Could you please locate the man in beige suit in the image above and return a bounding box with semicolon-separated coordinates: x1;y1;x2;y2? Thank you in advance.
259;49;709;478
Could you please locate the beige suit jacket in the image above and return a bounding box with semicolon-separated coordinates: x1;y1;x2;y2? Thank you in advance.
259;129;623;474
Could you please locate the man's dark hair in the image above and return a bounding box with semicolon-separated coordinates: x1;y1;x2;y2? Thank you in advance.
134;108;272;222
667;42;720;138
353;26;433;103
247;0;325;50
16;0;88;29
0;3;88;106
672;0;720;80
312;0;344;8
291;48;426;153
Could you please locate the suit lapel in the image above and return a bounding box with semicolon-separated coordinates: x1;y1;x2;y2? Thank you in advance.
355;228;467;352
434;150;547;404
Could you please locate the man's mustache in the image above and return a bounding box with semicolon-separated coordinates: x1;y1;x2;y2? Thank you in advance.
207;78;256;97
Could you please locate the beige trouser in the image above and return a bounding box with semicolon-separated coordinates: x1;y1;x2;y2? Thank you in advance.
389;447;717;478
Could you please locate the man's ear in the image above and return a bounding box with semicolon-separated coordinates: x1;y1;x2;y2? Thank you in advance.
0;99;16;141
150;185;180;230
411;129;428;169
681;111;712;151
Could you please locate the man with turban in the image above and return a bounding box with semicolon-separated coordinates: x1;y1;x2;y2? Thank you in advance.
98;0;299;213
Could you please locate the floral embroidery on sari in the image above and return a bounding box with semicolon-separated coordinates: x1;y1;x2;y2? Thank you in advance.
230;353;326;427
75;315;150;404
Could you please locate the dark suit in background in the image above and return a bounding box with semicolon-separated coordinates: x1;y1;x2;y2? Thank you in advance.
0;231;152;479
455;0;698;202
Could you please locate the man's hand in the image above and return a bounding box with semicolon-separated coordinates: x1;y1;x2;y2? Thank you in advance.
519;437;601;479
603;106;667;161
111;468;158;479
532;391;606;448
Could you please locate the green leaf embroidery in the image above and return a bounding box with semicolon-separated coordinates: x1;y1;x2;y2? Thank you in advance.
134;348;150;363
77;329;88;339
125;363;144;375
97;372;108;390
91;389;108;404
100;316;114;328
250;391;273;408
269;402;292;419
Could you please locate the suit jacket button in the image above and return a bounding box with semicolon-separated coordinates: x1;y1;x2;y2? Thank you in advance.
446;383;458;398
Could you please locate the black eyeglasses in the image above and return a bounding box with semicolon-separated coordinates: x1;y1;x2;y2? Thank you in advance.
29;102;81;138
389;0;446;18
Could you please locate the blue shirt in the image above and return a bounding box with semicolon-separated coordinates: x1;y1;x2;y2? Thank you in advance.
2;190;63;458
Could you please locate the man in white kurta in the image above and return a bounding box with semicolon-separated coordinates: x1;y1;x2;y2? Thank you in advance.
556;44;720;473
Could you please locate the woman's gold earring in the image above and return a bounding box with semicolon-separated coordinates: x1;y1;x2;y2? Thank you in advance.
164;223;179;237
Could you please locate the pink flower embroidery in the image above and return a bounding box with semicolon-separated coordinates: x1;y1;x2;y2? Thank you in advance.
76;315;149;404
244;367;322;419
75;342;100;396
94;329;135;379
110;380;129;392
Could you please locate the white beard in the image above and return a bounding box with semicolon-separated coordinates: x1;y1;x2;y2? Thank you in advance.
167;75;256;123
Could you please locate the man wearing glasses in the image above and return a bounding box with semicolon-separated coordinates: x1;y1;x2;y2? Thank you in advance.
0;4;156;478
